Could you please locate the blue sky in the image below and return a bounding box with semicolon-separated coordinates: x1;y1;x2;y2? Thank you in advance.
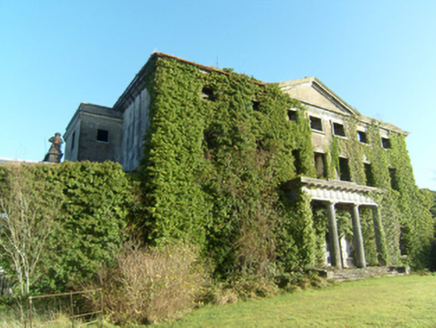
1;1;435;190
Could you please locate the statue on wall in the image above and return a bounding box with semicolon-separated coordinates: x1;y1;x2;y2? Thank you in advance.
43;132;63;163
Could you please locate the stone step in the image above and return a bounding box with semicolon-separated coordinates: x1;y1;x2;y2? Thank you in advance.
325;266;409;282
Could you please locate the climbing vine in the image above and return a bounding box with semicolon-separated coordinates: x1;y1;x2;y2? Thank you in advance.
139;56;317;279
137;54;432;276
327;115;433;268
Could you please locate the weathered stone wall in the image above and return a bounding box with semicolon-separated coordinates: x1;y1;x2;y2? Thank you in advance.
64;122;80;162
64;103;123;164
120;88;150;171
78;114;123;163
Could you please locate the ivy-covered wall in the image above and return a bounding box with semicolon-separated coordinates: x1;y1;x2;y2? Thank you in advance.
138;55;433;274
139;56;318;277
328;117;434;268
0;161;137;293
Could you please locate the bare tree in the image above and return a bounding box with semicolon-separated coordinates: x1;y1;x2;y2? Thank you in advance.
0;165;61;297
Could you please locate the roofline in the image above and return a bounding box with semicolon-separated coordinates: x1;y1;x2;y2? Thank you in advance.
0;157;43;165
312;77;360;116
279;77;359;116
64;102;117;139
280;77;408;136
113;52;266;112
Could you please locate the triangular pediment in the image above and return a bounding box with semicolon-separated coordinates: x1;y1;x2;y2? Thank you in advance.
279;77;359;116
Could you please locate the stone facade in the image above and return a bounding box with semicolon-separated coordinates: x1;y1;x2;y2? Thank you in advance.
64;103;123;164
63;53;415;269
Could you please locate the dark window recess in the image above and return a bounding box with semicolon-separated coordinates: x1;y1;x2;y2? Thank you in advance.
314;152;327;178
287;110;297;121
71;131;76;151
364;163;375;187
97;129;109;142
292;149;303;175
339;157;351;181
333;122;346;137
310;116;323;131
252;100;260;111
358;131;368;143
399;228;407;256
201;87;215;101
389;168;399;190
382;137;390;149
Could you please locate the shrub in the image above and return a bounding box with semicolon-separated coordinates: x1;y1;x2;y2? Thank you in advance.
86;241;208;325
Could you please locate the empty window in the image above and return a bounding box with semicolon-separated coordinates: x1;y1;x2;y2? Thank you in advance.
314;152;327;178
389;168;399;190
333;122;346;137
364;163;375;187
310;116;323;131
97;129;109;142
358;131;368;144
252;100;260;111
71;131;76;151
292;149;303;175
382;137;390;149
339;157;351;181
287;109;297;122
201;86;215;101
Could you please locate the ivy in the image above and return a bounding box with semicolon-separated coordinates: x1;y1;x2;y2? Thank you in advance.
139;56;317;278
327;116;433;268
136;55;433;276
0;161;138;293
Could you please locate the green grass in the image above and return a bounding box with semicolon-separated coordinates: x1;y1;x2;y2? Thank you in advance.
159;275;436;327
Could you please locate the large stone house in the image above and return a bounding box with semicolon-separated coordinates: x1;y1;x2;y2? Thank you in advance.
63;53;431;270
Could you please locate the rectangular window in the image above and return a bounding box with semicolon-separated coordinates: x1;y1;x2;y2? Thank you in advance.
292;149;303;175
310;116;323;131
287;109;297;122
358;131;368;144
339;157;351;181
389;168;399;190
364;163;375;187
252;100;260;111
201;86;215;101
314;152;326;178
382;137;390;149
97;129;109;143
71;131;76;151
333;122;346;137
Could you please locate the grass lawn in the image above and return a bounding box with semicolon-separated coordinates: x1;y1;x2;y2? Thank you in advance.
159;275;436;327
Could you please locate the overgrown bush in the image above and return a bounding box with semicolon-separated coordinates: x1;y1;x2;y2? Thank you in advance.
86;241;208;325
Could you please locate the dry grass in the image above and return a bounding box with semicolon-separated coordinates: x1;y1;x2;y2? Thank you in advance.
86;241;208;325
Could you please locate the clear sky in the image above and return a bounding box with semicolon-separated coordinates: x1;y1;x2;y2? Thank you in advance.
1;1;435;190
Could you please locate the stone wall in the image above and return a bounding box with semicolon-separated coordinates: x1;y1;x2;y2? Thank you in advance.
120;88;150;171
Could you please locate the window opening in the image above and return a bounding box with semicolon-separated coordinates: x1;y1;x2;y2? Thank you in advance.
389;168;399;190
287;109;297;122
339;157;351;181
252;100;260;111
333;122;346;137
71;131;76;151
382;137;390;149
201;87;215;101
364;163;375;187
314;152;326;178
97;129;109;143
310;116;323;131
292;149;303;175
358;131;368;143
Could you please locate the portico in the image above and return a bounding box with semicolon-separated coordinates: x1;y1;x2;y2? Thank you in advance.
289;177;386;269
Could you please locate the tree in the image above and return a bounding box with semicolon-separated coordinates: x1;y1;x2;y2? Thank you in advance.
0;165;62;297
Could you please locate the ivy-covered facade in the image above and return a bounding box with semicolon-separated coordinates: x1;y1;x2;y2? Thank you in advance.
64;53;433;272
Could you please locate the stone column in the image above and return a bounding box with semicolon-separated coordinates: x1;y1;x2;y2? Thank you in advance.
327;202;342;269
351;204;366;268
372;207;388;266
